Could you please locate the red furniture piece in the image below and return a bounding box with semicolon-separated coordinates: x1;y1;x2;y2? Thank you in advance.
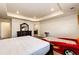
42;37;79;55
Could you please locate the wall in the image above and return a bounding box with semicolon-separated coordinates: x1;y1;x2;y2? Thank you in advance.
0;21;1;38
0;18;40;38
12;19;40;37
33;22;40;36
40;14;79;38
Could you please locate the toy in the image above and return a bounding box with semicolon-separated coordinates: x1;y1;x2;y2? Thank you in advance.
43;37;79;55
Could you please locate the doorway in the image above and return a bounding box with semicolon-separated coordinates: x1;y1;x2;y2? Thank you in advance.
1;22;11;39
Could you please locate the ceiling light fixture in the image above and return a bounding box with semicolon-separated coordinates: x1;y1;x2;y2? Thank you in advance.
33;16;37;19
50;8;54;11
16;11;19;14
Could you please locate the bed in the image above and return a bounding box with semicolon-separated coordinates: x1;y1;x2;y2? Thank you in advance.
0;36;50;55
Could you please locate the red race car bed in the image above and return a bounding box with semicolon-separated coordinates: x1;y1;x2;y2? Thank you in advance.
42;37;79;55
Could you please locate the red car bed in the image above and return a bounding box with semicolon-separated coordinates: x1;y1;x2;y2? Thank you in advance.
42;37;79;55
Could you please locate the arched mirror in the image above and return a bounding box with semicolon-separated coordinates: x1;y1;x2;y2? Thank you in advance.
20;23;29;31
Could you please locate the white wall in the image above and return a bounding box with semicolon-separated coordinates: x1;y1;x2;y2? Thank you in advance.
40;14;79;38
0;22;1;38
12;18;42;37
12;19;35;37
33;22;40;36
0;18;40;38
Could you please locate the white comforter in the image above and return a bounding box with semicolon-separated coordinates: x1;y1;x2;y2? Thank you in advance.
0;36;50;55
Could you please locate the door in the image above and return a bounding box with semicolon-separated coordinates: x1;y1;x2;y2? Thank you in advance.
1;22;11;39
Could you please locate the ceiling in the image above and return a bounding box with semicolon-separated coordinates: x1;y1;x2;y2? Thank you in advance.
0;3;79;21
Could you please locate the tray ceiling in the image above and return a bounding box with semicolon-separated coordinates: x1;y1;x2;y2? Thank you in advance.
0;3;79;21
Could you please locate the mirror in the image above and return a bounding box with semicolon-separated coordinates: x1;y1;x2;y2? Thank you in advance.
20;23;29;31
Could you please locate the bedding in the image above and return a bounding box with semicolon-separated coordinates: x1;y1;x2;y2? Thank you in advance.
0;36;50;55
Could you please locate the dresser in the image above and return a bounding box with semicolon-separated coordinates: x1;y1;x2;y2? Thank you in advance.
17;31;32;37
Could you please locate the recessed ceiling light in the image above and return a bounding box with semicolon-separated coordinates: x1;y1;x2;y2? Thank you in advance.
33;16;37;19
50;8;54;11
16;11;19;14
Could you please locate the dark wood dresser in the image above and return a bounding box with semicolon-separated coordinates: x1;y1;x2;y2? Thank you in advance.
17;31;32;37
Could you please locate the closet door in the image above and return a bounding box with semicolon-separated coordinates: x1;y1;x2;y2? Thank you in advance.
1;22;11;39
